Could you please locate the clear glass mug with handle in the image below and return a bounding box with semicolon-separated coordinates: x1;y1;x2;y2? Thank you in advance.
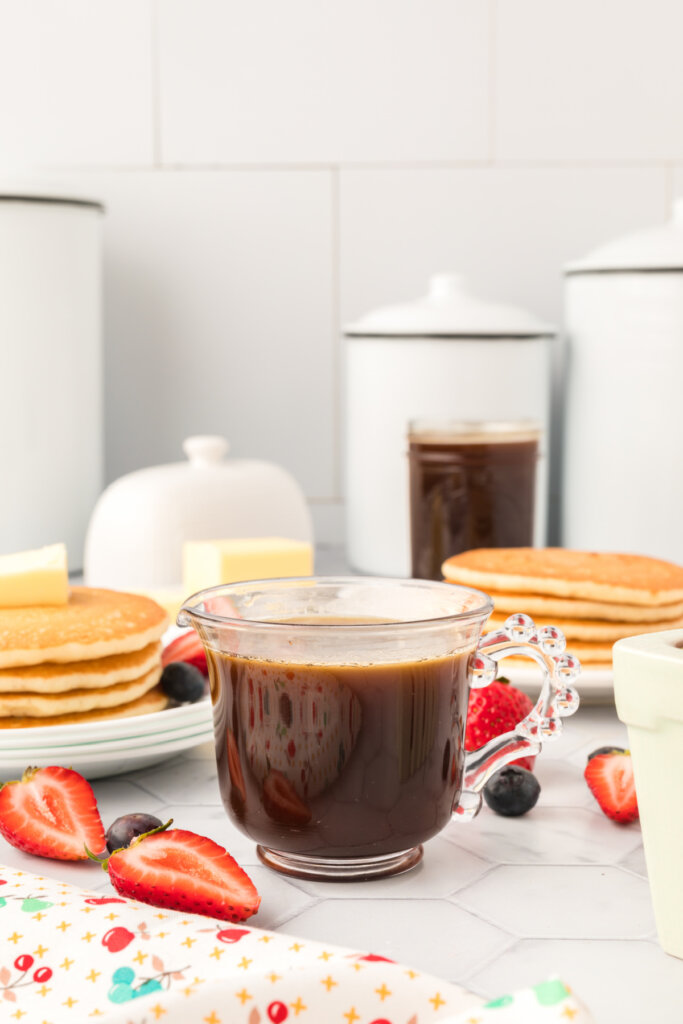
179;577;580;881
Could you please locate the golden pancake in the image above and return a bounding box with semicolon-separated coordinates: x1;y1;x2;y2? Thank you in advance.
443;549;683;606
487;612;683;642
0;684;168;728
0;666;161;718
0;587;168;669
484;589;683;623
0;641;162;694
500;639;613;663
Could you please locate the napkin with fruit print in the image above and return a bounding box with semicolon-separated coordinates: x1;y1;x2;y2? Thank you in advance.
0;864;592;1024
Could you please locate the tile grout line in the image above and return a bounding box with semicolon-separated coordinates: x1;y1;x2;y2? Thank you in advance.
458;933;520;991
330;165;343;502
42;159;683;174
150;0;162;168
488;0;497;164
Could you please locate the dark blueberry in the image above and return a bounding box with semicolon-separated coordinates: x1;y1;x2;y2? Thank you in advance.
161;661;206;704
587;745;626;762
483;765;540;817
105;813;163;853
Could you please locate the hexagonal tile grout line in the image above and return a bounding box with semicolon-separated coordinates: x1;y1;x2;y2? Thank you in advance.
116;776;169;801
448;862;657;943
277;895;520;984
457;935;524;995
444;860;501;897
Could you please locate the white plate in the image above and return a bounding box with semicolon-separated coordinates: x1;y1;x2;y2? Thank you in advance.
505;664;614;704
0;722;215;781
0;720;214;760
0;697;213;750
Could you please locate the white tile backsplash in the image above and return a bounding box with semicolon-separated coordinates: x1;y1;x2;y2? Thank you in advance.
1;1;680;545
339;166;670;328
495;0;683;161
68;169;336;499
157;0;490;164
0;0;154;169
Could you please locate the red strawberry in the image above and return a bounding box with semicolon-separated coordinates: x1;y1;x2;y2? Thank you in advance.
107;828;260;923
262;769;312;826
0;766;105;860
162;630;207;675
584;750;638;824
466;678;536;771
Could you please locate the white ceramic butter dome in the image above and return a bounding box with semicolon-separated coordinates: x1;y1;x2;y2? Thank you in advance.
84;436;313;588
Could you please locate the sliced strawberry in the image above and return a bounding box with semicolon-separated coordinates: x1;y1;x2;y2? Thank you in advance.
584;750;638;824
0;766;105;860
162;630;207;674
466;678;536;772
262;769;312;826
107;828;260;922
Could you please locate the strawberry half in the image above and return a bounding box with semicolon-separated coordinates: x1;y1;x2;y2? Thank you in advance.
0;766;105;860
584;750;639;824
107;828;260;922
162;630;207;675
466;678;536;771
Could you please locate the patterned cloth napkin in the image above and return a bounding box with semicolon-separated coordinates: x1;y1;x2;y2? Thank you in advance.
0;864;592;1023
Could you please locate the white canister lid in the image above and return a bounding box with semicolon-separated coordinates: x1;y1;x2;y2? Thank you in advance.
344;273;554;338
0;176;103;210
566;200;683;274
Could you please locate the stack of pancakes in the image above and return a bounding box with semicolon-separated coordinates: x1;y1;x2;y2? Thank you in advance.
442;548;683;670
0;588;169;728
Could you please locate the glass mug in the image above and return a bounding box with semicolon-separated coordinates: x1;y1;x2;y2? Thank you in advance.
179;577;579;881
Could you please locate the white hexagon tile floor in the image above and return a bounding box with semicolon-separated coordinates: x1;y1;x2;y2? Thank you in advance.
2;705;682;1022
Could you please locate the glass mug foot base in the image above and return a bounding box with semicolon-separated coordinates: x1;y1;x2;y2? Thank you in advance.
256;845;424;881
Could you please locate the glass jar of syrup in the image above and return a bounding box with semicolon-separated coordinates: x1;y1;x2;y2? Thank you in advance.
408;420;541;580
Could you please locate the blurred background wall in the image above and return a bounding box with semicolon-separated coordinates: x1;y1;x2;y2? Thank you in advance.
1;0;680;544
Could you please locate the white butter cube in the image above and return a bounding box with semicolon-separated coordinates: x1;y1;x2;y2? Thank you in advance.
0;543;69;607
183;537;313;595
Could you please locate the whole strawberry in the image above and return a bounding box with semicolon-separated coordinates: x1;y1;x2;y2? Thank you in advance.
465;677;535;771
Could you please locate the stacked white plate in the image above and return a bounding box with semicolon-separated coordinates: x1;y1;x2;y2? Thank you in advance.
0;698;214;781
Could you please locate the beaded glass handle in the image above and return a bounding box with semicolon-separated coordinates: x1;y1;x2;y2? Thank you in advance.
455;614;581;821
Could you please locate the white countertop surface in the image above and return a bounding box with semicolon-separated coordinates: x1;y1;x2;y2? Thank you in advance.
1;701;680;1022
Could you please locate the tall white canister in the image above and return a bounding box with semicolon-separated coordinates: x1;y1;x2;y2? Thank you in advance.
563;202;683;563
344;274;555;577
0;190;104;568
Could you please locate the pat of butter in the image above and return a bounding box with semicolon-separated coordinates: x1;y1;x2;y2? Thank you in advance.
183;537;313;595
0;543;69;607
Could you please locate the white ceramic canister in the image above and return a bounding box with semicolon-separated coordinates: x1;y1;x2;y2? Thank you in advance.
344;274;555;577
0;189;104;569
563;202;683;563
84;435;313;589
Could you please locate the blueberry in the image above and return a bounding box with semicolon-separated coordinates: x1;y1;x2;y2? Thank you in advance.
161;662;206;704
483;765;540;817
105;813;163;853
587;745;626;762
